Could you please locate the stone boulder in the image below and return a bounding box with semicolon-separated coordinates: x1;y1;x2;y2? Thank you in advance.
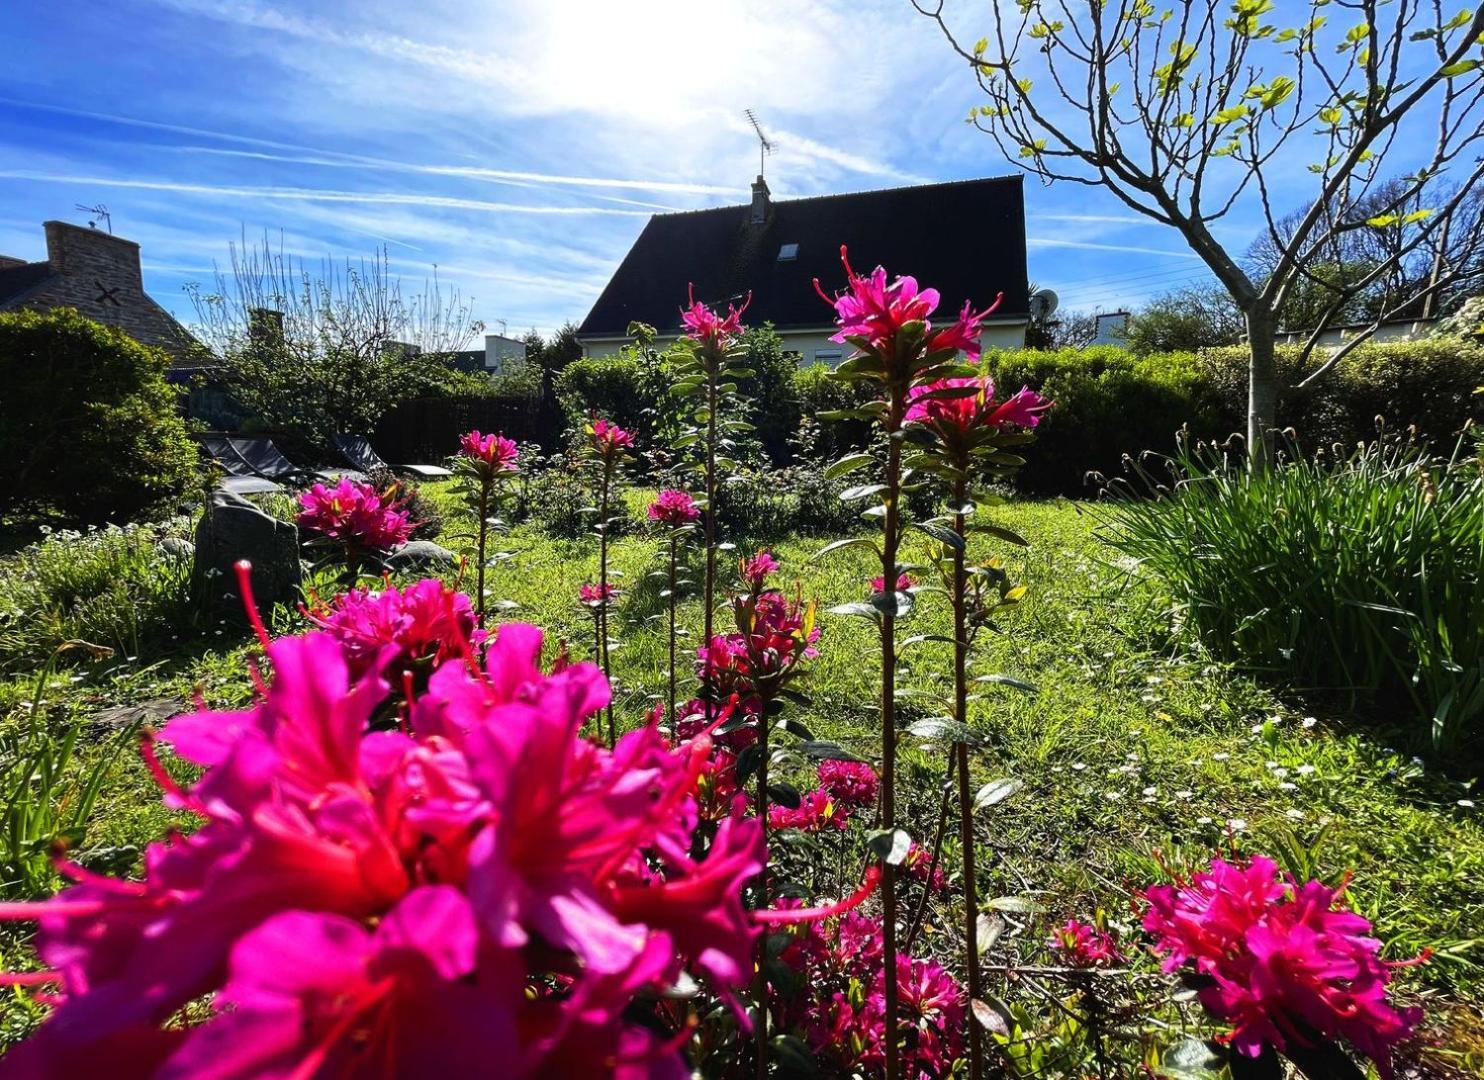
192;490;302;617
385;539;458;572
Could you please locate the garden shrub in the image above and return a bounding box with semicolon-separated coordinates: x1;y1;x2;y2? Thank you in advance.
0;308;198;525
1102;431;1484;766
0;519;198;673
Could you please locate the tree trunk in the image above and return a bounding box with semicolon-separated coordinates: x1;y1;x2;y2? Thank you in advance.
1245;307;1278;465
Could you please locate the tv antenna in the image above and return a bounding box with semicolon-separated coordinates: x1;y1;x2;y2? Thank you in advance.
75;204;112;234
743;109;775;179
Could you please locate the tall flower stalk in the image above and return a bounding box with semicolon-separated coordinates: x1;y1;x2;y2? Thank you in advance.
673;287;750;722
455;430;518;622
647;489;701;726
814;248;1002;1079
583;417;634;746
902;364;1050;1079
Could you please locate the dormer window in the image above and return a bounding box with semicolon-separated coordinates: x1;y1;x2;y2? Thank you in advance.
777;243;798;262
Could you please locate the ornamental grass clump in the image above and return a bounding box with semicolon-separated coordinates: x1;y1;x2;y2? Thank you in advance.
1102;429;1484;762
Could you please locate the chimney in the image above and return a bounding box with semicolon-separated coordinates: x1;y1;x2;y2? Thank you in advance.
248;307;285;350
749;175;771;227
43;220;143;288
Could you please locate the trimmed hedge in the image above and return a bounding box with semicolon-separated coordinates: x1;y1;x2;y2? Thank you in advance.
0;308;198;524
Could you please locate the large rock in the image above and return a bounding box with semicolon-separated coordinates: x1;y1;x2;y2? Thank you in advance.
192;490;302;618
385;539;458;571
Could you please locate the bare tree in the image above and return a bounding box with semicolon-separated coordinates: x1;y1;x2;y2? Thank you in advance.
914;0;1484;457
186;233;484;443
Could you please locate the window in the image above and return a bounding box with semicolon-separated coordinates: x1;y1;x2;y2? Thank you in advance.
813;348;842;367
777;242;799;262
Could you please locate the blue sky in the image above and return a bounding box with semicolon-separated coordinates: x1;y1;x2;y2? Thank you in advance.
0;0;1225;338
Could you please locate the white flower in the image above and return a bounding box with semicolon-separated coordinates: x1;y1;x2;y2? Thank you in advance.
1285;809;1305;821
1279;782;1297;791
1301;717;1318;729
1212;752;1230;762
1072;763;1087;772
1296;765;1317;776
1142;786;1158;796
1106;791;1123;801
1227;818;1248;832
1176;790;1194;800
1196;816;1213;825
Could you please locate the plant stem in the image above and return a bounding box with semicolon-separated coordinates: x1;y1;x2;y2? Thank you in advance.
667;534;678;730
952;475;984;1080
598;461;614;746
754;698;771;1080
703;367;719;723
905;760;953;949
880;391;905;1080
475;479;490;625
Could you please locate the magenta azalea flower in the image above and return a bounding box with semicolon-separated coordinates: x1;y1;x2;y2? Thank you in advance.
768;788;849;833
700;593;819;701
814;246;940;357
0;618;765;1076
1048;918;1122;968
816;759;878;810
587;417;635;457
740;549;779;587
1143;855;1423;1076
989;385;1054;429
870;572;916;595
579;582;618;606
905;373;1053;435
647;489;700;526
459;430;519;473
297;477;414;553
308;578;481;677
680;284;750;353
902;841;948;894
927;297;1002;361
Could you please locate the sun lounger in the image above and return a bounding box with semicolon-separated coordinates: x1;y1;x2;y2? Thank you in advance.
198;435;283;494
334;434;453;479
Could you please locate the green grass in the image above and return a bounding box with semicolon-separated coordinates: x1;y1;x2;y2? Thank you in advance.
2;483;1482;1068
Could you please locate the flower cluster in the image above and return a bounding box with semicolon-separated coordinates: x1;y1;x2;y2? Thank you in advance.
740;548;779;588
0;611;766;1076
1048;919;1121;969
776;909;965;1077
1142;855;1422;1076
296;477;414;554
904;374;1052;435
700;591;819;702
871;572;916;595
458;429;519;475
768;787;850;833
903;841;948;894
647;489;700;526
673;698;756;823
579;582;619;607
308;577;481;677
587;417;635;458
679;284;750;354
817;759;879;810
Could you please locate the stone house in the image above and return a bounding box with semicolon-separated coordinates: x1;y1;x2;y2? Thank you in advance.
0;220;199;363
577;175;1031;364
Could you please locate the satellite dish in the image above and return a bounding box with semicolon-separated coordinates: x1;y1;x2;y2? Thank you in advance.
1029;288;1059;321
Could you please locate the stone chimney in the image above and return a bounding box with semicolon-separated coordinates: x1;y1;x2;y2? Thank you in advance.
43;220;143;289
749;175;771;227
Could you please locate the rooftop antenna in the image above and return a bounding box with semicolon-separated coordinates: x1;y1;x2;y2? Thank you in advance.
743;109;775;180
75;203;112;234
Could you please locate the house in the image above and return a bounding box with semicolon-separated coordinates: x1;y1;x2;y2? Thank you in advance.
576;175;1030;364
0;220;199;363
449;333;529;377
1274;316;1440;349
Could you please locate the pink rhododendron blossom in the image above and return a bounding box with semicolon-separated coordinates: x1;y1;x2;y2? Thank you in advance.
870;572;916;595
587;417;635;457
459;430;519;473
0;621;766;1075
816;759;878;810
308;578;481;677
579;582;619;606
814;246;940;357
700;593;819;701
902;841;947;894
680;284;750;353
1048;919;1122;968
296;478;414;553
740;549;779;587
647;489;700;526
768;787;850;833
1142;855;1423;1076
927;297;1002;361
989;386;1053;429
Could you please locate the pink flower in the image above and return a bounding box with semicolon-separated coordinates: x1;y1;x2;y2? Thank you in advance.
814;246;940;358
700;593;820;700
903;841;947;894
647;489;700;526
680;284;750;353
296;478;414;554
927;297;1002;361
1142;856;1423;1076
741;549;779;587
768;788;849;833
578;582;618;606
816;759;878;810
0;621;766;1075
459;430;519;473
988;385;1053;429
587;417;635;457
1048;919;1121;968
870;572;916;595
309;578;481;677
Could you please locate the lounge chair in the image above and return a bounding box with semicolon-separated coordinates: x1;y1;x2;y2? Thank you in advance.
227;436;362;483
198;435;283;495
334;434;453;479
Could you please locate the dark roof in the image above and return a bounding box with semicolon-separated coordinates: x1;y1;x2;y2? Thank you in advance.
577;176;1029;338
0;261;56;308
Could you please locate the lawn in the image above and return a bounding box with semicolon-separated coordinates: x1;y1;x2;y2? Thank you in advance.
3;484;1481;1070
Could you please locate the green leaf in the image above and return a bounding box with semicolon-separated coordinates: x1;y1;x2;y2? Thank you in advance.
826;601;881;621
839;483;888;502
867;828;913;866
869;590;913;617
985;895;1042;914
906;717;980;744
824;453;874;480
973;674;1040;693
768;783;802;810
974;778;1023;809
974;523;1030;547
813;536;879;560
798;740;864;763
1440;58;1480;77
971;997;1013;1036
912;521;966;550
